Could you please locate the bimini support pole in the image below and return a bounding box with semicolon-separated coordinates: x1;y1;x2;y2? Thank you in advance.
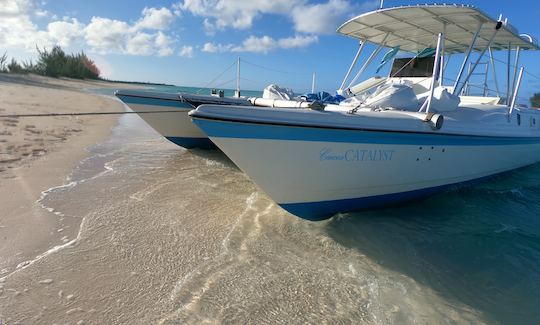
454;20;503;96
488;47;501;97
439;23;446;87
420;33;444;114
417;33;445;130
509;66;524;115
347;33;389;89
510;45;522;100
453;21;483;94
506;42;512;105
339;41;366;91
235;57;241;98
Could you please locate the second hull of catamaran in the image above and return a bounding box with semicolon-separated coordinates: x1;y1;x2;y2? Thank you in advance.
190;105;540;220
115;89;251;149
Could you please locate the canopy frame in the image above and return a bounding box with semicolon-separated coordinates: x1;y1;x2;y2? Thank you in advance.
337;4;539;54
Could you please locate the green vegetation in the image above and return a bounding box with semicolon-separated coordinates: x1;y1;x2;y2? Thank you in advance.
0;46;100;79
0;52;7;72
531;93;540;108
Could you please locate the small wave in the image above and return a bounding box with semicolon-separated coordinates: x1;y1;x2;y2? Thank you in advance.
492;187;526;198
1;217;86;282
494;223;518;234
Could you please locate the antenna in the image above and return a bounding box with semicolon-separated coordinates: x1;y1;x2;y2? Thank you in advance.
380;0;384;9
311;72;316;93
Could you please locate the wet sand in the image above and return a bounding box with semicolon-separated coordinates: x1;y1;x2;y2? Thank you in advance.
0;73;139;283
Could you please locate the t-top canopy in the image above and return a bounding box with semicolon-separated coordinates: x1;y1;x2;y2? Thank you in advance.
337;4;539;53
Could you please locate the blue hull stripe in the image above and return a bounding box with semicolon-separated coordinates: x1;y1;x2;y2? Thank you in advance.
165;136;215;149
117;95;193;109
193;119;540;146
280;185;446;221
279;169;524;221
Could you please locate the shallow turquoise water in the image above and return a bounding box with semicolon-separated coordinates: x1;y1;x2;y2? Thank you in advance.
149;84;263;98
93;84;262;98
328;168;540;324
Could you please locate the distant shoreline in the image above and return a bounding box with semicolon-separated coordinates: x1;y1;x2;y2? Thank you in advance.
99;78;175;87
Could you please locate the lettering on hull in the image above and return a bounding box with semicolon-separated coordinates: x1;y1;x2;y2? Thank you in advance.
319;148;394;162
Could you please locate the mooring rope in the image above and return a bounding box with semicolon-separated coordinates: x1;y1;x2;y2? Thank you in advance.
0;110;186;118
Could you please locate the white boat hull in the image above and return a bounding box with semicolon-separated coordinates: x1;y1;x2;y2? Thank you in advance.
115;90;251;149
191;106;540;220
116;91;215;148
126;102;211;149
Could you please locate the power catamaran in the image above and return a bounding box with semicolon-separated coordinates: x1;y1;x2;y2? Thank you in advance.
115;59;319;149
114;88;327;149
190;4;540;220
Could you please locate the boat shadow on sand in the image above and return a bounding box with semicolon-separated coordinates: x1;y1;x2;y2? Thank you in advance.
323;164;540;324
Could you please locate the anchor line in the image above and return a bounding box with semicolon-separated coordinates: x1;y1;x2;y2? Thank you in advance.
0;110;187;118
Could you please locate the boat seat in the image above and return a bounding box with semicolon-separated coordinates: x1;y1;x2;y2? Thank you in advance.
416;86;460;112
363;83;420;111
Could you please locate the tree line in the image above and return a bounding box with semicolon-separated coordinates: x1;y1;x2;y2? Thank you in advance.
531;93;540;108
0;46;100;79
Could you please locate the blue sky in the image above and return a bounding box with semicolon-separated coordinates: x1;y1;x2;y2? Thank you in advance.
2;0;540;101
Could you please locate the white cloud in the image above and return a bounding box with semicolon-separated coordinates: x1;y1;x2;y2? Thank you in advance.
126;32;155;56
35;9;48;17
202;42;233;53
204;35;318;54
179;45;194;58
0;0;53;50
232;35;276;53
80;7;178;56
135;7;175;30
178;0;367;35
0;1;182;57
291;0;352;34
180;0;302;30
84;17;131;53
155;31;174;56
278;35;318;49
47;18;84;47
1;0;354;58
0;0;34;17
84;17;177;56
203;18;216;36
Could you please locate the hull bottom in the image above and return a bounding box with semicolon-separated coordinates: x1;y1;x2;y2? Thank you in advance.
165;137;216;149
280;184;446;221
279;168;525;221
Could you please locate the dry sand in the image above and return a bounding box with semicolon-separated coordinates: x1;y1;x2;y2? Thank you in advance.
0;73;140;279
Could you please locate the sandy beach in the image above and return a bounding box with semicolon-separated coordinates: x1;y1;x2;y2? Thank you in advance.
0;73;136;283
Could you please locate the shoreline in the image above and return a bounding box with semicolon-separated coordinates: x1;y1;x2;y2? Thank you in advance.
0;73;145;278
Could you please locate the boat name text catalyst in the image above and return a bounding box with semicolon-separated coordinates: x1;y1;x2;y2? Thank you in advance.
319;148;394;162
